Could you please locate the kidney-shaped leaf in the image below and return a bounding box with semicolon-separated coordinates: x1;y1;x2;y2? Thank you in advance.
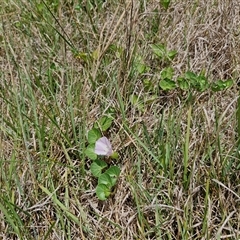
96;184;111;201
150;44;165;59
105;166;121;186
85;144;97;160
160;67;174;80
159;79;176;90
90;160;108;177
105;166;120;178
88;128;101;144
97;116;113;131
211;79;233;92
177;77;190;90
98;173;113;188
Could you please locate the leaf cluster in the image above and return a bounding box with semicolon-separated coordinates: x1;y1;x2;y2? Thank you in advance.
85;113;120;200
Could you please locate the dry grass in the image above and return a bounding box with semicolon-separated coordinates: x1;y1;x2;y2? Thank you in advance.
0;0;240;239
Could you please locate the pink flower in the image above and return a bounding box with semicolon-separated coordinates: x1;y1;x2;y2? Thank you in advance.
94;137;113;156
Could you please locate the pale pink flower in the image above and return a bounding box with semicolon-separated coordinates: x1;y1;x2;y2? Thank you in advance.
94;137;113;156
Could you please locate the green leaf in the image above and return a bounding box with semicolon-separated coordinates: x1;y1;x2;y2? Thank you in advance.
105;166;120;186
160;67;174;80
211;79;233;92
150;43;176;62
160;0;171;10
177;77;190;90
168;50;177;60
136;63;147;74
150;44;165;59
96;184;111;200
159;79;176;90
96;116;113;131
90;160;108;177
98;173;113;188
185;71;197;80
184;71;208;92
224;79;233;88
85;144;97;160
134;55;148;74
105;166;121;178
195;75;208;92
74;52;91;63
88;128;101;144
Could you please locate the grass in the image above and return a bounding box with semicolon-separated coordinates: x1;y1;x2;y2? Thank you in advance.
0;0;240;239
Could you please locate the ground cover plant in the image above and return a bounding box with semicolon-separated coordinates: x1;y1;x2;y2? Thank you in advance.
0;0;240;239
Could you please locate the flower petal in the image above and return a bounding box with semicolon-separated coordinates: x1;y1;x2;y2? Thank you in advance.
94;137;113;156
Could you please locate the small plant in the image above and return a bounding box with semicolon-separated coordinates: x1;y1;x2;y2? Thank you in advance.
160;70;233;93
211;79;233;92
85;114;120;200
133;55;150;75
159;67;176;90
160;0;171;10
148;43;234;93
151;43;177;64
93;137;120;200
177;71;209;92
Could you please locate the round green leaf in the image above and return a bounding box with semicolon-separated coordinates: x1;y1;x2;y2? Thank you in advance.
185;71;197;80
160;67;174;80
105;166;120;186
177;77;190;90
159;79;176;90
96;184;111;200
98;116;113;131
90;160;108;177
105;166;121;178
224;79;233;88
98;173;113;188
130;94;144;111
85;144;97;160
88;128;101;144
211;79;233;92
195;75;208;92
150;44;165;59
